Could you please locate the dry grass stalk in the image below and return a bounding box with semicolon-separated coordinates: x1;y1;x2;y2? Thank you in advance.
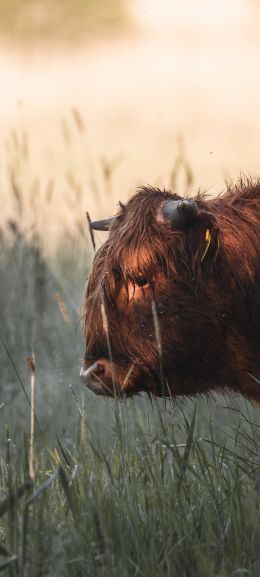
101;301;116;393
55;292;70;323
71;107;85;133
27;353;36;481
9;167;23;217
45;180;54;203
100;152;124;196
151;301;165;396
60;117;71;145
170;135;193;193
86;212;96;252
80;393;88;455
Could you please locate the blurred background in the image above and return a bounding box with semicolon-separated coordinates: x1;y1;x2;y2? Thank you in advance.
1;0;260;244
1;0;260;436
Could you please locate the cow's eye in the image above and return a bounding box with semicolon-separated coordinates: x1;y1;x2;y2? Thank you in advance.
135;275;149;288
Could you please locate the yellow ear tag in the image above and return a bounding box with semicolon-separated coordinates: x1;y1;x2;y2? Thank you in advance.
201;228;212;262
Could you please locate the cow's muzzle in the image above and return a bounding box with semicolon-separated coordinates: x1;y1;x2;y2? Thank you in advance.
80;359;116;396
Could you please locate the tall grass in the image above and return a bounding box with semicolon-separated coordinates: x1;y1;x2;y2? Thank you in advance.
0;402;259;576
1;219;259;575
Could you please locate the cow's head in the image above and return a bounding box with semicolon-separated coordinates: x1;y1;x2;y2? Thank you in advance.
81;186;222;397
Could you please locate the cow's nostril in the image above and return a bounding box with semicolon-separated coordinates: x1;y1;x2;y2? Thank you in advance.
80;361;105;384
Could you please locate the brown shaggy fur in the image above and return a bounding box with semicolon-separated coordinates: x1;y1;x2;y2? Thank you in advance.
83;178;260;401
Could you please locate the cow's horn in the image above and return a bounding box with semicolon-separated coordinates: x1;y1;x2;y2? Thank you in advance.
162;199;198;228
90;217;115;231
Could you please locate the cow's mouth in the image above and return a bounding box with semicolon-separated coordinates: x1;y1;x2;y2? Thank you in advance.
80;358;159;397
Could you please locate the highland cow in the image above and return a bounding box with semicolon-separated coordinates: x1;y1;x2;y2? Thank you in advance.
81;180;260;401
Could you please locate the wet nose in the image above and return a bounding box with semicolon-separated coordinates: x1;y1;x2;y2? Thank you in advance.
80;361;104;383
80;356;115;396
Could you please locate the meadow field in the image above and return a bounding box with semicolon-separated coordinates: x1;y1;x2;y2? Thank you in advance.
1;1;260;575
